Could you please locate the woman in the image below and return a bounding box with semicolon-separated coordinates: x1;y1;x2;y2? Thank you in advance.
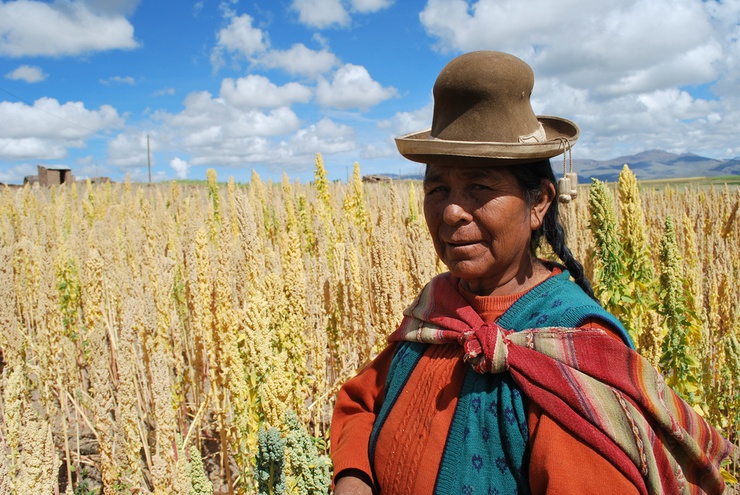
331;51;734;495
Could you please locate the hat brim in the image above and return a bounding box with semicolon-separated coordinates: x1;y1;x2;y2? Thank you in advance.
395;115;579;165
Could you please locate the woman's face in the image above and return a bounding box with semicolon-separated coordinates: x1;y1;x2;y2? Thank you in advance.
423;164;552;295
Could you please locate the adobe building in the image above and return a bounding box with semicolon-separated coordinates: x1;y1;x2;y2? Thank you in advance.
34;165;75;186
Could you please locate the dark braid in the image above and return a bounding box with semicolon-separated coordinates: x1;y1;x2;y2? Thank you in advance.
506;160;597;300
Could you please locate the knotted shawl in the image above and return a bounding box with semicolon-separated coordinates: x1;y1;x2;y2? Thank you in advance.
388;273;735;495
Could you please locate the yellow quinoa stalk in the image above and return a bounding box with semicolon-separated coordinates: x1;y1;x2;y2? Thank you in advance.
314;153;331;214
682;213;704;316
16;408;58;495
0;433;11;495
227;176;240;237
88;330;121;493
297;193;316;255
207;168;221;227
342;162;370;233
55;243;86;373
314;153;337;267
616;165;656;346
2;366;26;488
83;178;96;226
117;299;146;491
588;179;630;335
302;252;331;434
405;182;438;294
248;169;272;241
0;245;23;368
191;224;235;493
191;229;215;406
212;222;255;491
275;175;310;418
658;216;702;403
149;334;189;495
637;309;664;368
721;192;739;239
369;188;406;353
617;165;654;280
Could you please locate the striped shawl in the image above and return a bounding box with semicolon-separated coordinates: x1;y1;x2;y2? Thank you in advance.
388;273;736;495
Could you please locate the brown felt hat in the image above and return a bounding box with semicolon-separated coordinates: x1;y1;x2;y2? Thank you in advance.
395;51;579;166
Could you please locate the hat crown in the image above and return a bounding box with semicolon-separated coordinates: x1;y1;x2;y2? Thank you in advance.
431;51;542;144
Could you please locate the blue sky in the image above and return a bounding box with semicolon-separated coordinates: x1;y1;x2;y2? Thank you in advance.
1;0;739;184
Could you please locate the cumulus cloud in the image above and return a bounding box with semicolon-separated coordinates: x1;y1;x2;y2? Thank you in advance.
414;0;740;159
0;0;138;57
316;63;397;109
290;0;393;28
107;131;151;167
0;97;124;160
169;90;301;136
288;118;356;155
211;13;267;68
86;0;141;16
257;44;339;79
291;0;349;29
170;157;190;179
384;102;433;135
220;75;312;108
5;65;47;83
152;89;310;166
419;0;722;94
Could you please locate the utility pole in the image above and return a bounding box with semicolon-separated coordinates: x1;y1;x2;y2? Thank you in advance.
147;134;152;184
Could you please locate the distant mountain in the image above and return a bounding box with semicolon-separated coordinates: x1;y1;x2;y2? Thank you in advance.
374;150;740;183
575;150;740;182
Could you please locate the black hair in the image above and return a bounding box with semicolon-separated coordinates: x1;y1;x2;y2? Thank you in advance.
505;159;596;299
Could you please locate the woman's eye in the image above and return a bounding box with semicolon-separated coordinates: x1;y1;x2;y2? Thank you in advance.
424;185;446;195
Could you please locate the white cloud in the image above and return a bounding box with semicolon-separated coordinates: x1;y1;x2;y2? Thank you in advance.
211;13;267;68
419;0;723;94
0;98;124;160
170;157;190;179
257;44;339;79
316;63;397;109
149;87;361;169
0;0;138;57
100;75;136;86
290;0;393;28
289;118;356;155
0;163;37;184
5;65;47;83
385;102;433;135
85;0;141;16
415;0;740;160
168;91;301;136
350;0;393;13
220;75;312;108
151;89;312;167
291;0;349;28
107;131;151;167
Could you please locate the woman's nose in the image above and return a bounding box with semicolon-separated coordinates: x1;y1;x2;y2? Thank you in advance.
442;201;472;225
